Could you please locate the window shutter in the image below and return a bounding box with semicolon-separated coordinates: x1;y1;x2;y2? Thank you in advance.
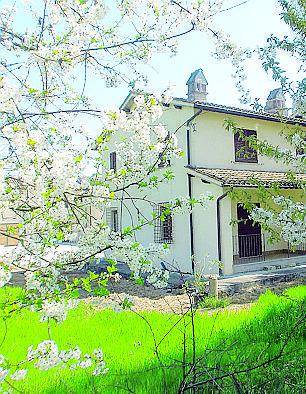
234;132;245;161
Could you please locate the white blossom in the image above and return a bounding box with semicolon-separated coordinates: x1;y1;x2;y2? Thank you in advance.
40;299;79;323
251;197;305;245
0;368;8;382
10;369;27;381
0;266;11;288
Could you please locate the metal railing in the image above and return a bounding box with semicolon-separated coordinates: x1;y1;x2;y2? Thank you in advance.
233;234;265;264
288;240;306;258
233;234;306;265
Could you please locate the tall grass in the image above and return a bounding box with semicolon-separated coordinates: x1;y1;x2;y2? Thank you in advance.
0;285;305;393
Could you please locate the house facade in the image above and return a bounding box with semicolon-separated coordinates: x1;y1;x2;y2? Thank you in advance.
118;69;306;276
1;69;305;277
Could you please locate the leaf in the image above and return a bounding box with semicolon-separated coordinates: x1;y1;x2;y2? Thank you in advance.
93;287;109;297
134;277;144;285
27;138;37;148
107;264;117;274
28;88;38;94
74;154;83;164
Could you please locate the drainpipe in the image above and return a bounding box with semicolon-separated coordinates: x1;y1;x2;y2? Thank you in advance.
186;109;202;273
217;190;229;275
187;173;195;272
186;109;202;166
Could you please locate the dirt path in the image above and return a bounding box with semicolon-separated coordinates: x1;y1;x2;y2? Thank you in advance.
84;277;304;314
11;271;304;314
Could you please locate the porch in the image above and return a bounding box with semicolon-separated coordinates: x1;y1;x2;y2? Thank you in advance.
232;233;306;273
187;166;306;275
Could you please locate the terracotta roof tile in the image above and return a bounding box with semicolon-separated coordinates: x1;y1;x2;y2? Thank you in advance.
190;167;306;188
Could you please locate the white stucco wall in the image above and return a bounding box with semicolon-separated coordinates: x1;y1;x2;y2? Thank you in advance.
191;178;221;275
115;104;195;273
117;100;305;276
190;110;298;172
3;95;304;273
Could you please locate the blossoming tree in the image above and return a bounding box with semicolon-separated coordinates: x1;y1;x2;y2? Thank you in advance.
0;0;304;386
0;0;248;384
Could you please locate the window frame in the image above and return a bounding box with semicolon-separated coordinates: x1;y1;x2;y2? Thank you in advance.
196;82;205;92
154;203;173;244
110;151;117;171
106;208;119;232
234;129;258;163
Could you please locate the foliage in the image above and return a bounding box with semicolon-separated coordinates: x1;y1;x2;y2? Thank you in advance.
0;0;304;386
198;295;230;309
0;286;304;392
224;118;305;246
0;0;240;379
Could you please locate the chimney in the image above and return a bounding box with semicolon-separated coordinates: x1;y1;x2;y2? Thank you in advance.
264;88;287;116
186;68;208;102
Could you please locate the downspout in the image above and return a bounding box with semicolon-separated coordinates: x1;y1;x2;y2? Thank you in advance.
217;190;229;275
186;109;202;167
187;173;195;272
186;109;202;273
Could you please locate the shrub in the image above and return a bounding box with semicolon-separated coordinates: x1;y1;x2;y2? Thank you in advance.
198;295;230;309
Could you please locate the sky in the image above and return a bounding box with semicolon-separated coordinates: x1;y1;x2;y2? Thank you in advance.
88;0;299;109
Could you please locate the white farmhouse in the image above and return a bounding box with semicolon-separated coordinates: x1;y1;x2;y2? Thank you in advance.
116;69;306;276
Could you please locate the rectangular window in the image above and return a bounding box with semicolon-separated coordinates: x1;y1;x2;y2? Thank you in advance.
234;129;258;163
106;208;119;232
154;203;173;243
111;209;118;232
110;152;117;171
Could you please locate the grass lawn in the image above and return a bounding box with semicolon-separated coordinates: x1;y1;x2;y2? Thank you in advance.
0;285;305;393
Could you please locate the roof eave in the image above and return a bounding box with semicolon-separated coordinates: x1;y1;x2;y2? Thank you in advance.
189;167;305;189
119;93;306;126
194;102;306;127
224;183;302;189
186;166;224;187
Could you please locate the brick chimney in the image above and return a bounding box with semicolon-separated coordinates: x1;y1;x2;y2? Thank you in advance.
264;88;287;116
186;68;208;102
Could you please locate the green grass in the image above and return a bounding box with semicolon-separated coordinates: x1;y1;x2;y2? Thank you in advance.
0;285;305;393
198;295;230;309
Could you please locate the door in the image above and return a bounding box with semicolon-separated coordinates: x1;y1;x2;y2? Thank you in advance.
237;204;262;258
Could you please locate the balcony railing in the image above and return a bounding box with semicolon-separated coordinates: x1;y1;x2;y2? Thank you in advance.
233;234;306;265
